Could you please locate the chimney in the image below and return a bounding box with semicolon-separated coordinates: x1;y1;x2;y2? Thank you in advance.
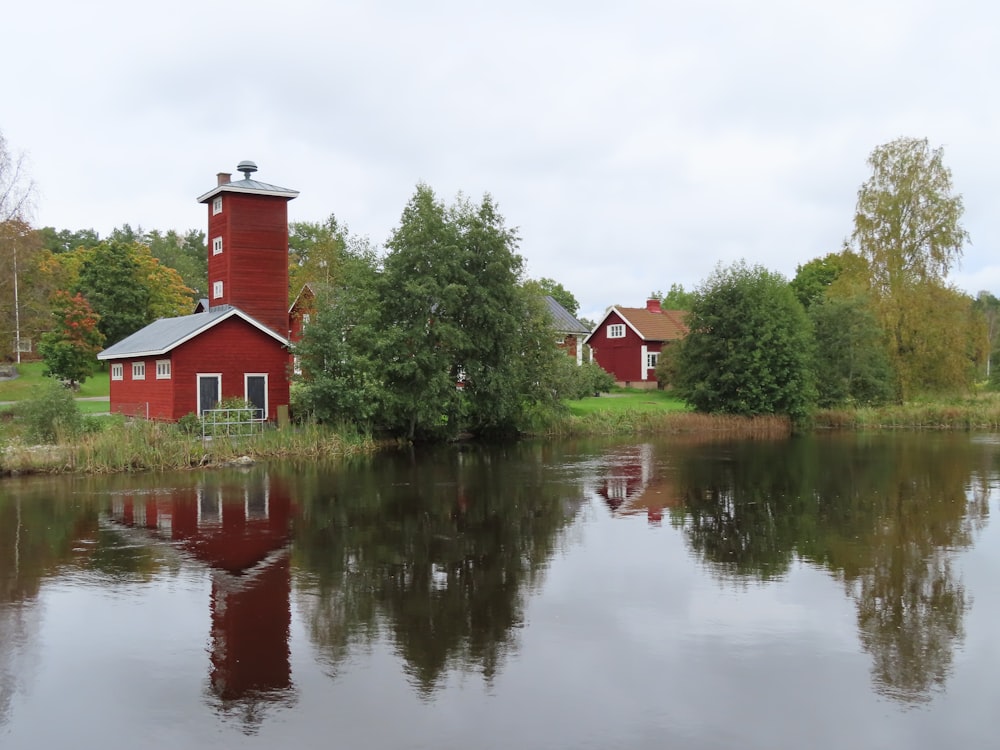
217;172;232;186
646;297;662;313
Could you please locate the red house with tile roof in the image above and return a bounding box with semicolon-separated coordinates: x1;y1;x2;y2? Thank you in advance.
584;298;687;388
98;161;298;421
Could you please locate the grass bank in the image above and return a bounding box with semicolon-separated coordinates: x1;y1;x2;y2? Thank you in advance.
535;389;792;438
813;393;1000;430
2;417;376;475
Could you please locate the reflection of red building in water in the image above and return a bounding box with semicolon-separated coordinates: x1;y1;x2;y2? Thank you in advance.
595;444;680;525
108;474;294;722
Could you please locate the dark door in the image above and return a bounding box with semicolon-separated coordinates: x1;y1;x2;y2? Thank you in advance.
246;375;266;420
199;375;220;415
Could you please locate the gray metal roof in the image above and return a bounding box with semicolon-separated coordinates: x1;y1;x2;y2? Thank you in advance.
544;295;590;334
97;306;288;360
197;177;299;204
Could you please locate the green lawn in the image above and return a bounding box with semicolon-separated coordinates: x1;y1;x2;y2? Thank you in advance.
0;361;110;401
566;388;690;416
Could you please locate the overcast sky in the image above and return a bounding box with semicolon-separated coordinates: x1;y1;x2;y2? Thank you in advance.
5;0;997;322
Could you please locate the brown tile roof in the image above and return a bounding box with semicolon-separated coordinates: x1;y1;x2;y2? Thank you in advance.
616;307;688;342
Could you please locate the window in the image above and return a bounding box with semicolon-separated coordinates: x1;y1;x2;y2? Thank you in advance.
132;362;145;380
212;236;223;255
646;352;659;369
111;363;123;380
213;280;223;299
302;313;311;326
156;359;171;379
212;196;222;215
608;324;625;338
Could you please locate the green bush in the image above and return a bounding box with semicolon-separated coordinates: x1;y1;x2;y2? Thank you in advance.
17;379;83;443
565;361;615;399
177;412;201;435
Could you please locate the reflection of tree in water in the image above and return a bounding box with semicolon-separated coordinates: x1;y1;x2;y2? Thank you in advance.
671;438;815;580
669;433;990;704
291;444;584;696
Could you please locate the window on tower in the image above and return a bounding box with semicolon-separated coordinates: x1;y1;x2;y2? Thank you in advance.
213;196;222;215
213;281;223;299
213;236;223;255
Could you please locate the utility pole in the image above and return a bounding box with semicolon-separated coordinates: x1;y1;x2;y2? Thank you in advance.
13;241;21;363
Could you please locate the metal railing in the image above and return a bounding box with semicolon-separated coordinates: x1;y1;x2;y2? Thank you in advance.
200;407;265;439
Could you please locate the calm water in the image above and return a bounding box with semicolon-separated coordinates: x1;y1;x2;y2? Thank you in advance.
2;433;999;749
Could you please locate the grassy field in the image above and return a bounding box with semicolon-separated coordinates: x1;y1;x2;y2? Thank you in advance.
0;361;110;401
566;388;690;416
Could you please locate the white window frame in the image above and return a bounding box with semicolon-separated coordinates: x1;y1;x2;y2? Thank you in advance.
245;484;270;520
608;323;625;339
197;486;223;525
212;196;223;215
212;236;223;255
156;359;171;379
213;280;223;299
245;373;268;420
197;373;222;415
132;361;146;380
646;352;659;369
111;363;124;381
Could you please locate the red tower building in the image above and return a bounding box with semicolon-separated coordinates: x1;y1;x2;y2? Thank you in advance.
99;162;298;421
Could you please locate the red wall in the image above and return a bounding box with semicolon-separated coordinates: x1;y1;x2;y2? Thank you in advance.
108;317;289;421
109;360;175;419
207;192;291;336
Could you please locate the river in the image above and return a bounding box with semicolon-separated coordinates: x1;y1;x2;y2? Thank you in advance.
1;432;998;749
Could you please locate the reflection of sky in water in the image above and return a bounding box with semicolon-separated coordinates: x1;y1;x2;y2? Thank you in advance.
2;440;999;750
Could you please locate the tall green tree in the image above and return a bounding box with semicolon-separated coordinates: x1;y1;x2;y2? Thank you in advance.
378;185;464;439
849;137;973;397
293;244;385;427
674;261;815;421
71;240;193;345
376;185;562;439
809;295;894;407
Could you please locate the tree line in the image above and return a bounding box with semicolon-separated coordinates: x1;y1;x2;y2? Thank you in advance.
3;129;995;433
657;136;992;420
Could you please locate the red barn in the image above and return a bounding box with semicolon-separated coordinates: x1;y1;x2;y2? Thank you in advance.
584;298;687;388
98;161;298;421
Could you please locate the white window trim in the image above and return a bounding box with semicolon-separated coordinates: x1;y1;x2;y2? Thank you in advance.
197;486;223;526
646;351;659;370
213;280;223;299
111;363;124;381
212;196;223;215
245;485;270;520
156;359;171;379
245;373;268;420
132;361;145;380
608;323;625;339
212;236;223;255
197;373;222;416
